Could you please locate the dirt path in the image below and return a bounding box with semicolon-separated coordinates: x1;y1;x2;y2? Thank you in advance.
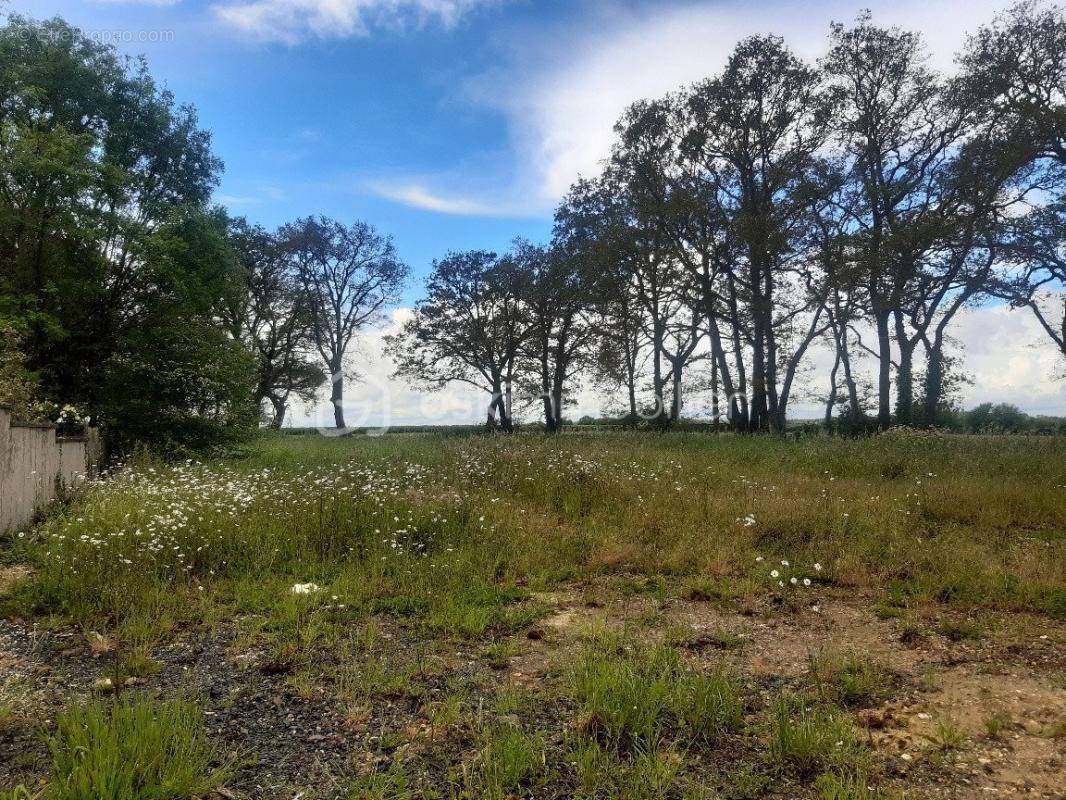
1;578;1064;798
509;586;1066;799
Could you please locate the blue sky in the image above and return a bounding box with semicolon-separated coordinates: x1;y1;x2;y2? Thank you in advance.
20;0;567;303
13;0;1066;421
12;0;1017;293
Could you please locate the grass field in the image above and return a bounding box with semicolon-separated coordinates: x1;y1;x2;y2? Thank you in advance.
1;431;1064;799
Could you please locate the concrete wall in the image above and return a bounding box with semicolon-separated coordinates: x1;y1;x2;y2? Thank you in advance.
0;406;98;533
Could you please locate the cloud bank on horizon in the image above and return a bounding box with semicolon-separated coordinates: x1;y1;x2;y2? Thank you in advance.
290;304;1066;428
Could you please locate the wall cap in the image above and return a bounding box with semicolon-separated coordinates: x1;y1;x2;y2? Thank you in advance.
9;420;57;430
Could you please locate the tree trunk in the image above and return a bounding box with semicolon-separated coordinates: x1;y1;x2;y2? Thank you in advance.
838;330;861;420
503;380;514;433
330;362;345;428
711;358;720;430
749;261;766;431
551;384;564;432
270;396;287;429
542;395;557;432
622;323;639;422
726;275;748;431
651;319;667;425
894;311;914;426
486;376;502;430
875;310;892;429
763;267;781;431
825;348;840;433
540;341;556;432
670;362;682;421
749;258;770;432
922;328;946;424
497;399;513;433
750;325;767;431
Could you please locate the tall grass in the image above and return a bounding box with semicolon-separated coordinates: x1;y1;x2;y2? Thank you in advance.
45;695;230;800
4;430;1064;639
569;629;743;752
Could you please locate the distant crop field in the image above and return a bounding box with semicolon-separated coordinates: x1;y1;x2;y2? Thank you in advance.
2;431;1064;799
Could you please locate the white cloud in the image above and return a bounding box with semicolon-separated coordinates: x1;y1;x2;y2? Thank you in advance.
215;193;262;206
288;307;487;428
93;0;182;6
467;0;1012;206
215;184;285;206
366;0;1012;216
212;0;493;44
782;304;1066;418
368;180;532;217
950;304;1066;414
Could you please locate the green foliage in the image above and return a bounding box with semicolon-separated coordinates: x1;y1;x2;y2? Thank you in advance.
815;771;886;800
45;695;231;800
966;403;1031;434
99;207;257;452
683;576;735;603
102;320;257;453
0;430;1064;797
10;431;1066;637
570;741;692;800
0;16;255;453
346;764;412;800
928;716;966;751
936;618;986;642
983;709;1013;740
480;641;520;669
0;315;37;415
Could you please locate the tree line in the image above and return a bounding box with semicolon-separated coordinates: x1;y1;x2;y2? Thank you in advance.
2;5;1064;447
389;2;1066;433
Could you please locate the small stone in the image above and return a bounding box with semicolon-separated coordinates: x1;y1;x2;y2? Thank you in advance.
92;677;115;692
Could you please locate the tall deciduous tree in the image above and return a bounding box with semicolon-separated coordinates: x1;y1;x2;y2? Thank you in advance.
0;16;257;449
225;219;324;427
281;217;408;429
387;249;530;432
961;1;1066;366
685;35;832;430
997;195;1066;363
555;177;649;422
823;15;964;427
608;99;703;425
518;239;595;432
959;0;1066;168
101;207;257;452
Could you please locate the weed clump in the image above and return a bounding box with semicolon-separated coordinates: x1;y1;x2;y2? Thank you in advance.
46;694;231;800
768;697;863;777
569;629;742;752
